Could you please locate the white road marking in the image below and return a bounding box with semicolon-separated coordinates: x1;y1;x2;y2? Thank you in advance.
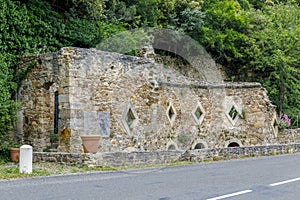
207;190;253;200
270;177;300;187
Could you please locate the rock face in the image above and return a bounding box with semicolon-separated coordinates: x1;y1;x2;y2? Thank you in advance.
17;47;279;153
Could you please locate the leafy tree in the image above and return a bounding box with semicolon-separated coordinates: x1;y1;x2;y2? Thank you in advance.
0;0;27;150
104;0;204;28
168;7;205;37
246;3;300;115
198;0;250;68
0;0;25;158
0;54;18;160
72;0;107;19
190;0;300;117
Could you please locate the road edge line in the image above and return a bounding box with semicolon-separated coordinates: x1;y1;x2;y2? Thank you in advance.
206;190;253;200
270;177;300;187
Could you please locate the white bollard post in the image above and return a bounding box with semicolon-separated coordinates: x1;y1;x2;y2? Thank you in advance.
19;145;33;174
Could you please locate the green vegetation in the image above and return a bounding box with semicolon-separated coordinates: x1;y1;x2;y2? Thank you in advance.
0;161;196;180
0;0;124;156
0;165;50;179
0;0;300;160
0;163;116;180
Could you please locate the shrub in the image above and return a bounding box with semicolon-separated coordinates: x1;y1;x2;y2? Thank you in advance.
278;114;291;130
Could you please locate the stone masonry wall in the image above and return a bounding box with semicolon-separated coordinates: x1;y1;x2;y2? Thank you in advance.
277;129;300;144
17;51;71;151
17;47;288;153
33;143;300;167
17;54;59;149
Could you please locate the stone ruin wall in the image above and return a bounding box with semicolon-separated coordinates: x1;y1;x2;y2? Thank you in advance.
17;47;289;153
17;51;71;150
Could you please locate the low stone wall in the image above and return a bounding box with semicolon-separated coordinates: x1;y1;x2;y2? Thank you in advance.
33;152;91;166
88;151;184;167
33;143;300;167
277;129;300;144
33;151;184;167
182;143;300;162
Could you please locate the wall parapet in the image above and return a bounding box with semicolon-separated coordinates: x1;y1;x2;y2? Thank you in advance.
33;144;300;167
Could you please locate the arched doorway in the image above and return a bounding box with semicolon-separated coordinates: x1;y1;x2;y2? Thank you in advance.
166;141;178;151
194;143;205;149
228;142;240;147
167;144;176;151
192;140;208;150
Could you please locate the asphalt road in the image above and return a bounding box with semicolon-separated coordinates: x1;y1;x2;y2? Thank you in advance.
1;153;299;200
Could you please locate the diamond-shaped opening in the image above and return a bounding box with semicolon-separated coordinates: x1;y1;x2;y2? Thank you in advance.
122;102;139;135
126;108;136;130
192;102;206;125
194;107;203;120
166;103;177;126
228;105;239;121
272;115;279;137
168;106;175;120
226;103;241;126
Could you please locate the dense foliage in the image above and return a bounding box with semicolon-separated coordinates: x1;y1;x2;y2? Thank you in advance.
247;3;300;117
0;0;300;156
199;0;300;121
0;0;124;158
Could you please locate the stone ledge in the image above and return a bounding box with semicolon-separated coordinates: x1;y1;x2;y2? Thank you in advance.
33;143;300;167
159;81;261;89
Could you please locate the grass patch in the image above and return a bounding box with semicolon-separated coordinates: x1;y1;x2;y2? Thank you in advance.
0;163;116;180
6;153;289;180
212;156;221;161
0;166;50;179
0;160;196;180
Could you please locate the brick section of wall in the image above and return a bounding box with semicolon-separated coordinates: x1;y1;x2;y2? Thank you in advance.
33;143;300;167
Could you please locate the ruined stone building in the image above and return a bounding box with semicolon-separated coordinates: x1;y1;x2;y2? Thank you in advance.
16;47;279;153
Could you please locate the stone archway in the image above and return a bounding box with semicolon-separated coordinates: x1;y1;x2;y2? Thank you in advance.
226;139;242;148
194;143;205;149
167;145;176;151
166;141;178;151
192;139;208;149
227;142;240;147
